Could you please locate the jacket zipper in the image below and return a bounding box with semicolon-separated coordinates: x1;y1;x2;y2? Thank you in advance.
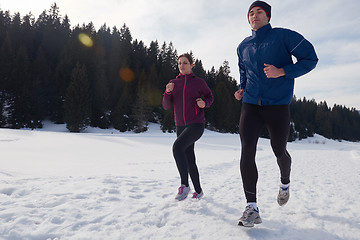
182;75;187;125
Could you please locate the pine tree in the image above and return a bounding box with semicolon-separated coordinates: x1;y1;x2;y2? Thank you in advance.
0;91;6;127
112;83;135;132
288;122;297;142
31;47;49;123
158;42;177;88
315;101;332;138
192;59;206;80
211;61;240;133
158;42;178;132
161;109;175;133
64;63;91;132
147;41;160;81
131;70;152;133
0;10;11;46
0;34;13;92
8;46;32;128
213;81;233;132
52;45;73;123
147;64;162;107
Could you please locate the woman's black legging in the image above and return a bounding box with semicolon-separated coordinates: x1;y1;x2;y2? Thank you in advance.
239;103;292;203
173;123;205;194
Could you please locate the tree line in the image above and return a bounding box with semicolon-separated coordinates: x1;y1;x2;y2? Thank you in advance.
0;3;359;141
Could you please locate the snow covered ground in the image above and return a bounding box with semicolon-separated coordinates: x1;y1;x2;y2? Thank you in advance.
0;122;359;240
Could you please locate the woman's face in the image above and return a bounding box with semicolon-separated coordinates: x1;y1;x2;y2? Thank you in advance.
178;56;194;75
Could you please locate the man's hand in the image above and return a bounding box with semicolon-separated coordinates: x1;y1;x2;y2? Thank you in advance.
264;64;285;78
234;89;244;101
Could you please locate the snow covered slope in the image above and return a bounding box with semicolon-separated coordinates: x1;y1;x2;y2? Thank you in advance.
0;122;359;239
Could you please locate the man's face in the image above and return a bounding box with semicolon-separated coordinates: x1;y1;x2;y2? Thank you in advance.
248;7;269;31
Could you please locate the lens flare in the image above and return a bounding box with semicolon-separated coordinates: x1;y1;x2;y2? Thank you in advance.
119;67;135;82
78;33;94;47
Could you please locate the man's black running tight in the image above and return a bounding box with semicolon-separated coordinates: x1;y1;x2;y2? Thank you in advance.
239;103;292;203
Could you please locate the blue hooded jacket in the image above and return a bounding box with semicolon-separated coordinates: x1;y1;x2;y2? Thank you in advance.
237;23;318;105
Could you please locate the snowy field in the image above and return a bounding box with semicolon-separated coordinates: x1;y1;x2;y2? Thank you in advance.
0;122;359;240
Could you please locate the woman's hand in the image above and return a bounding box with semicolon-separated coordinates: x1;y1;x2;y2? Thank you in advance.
234;89;244;101
196;98;206;108
166;83;174;93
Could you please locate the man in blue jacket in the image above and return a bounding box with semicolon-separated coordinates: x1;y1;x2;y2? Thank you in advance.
234;1;318;227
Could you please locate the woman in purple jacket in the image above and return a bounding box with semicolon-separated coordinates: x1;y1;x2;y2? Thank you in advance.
162;53;213;201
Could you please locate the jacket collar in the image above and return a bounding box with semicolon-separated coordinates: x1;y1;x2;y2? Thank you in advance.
176;73;195;78
252;23;272;38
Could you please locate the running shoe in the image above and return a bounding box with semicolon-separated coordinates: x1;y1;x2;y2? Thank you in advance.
238;205;262;227
191;191;204;200
175;185;190;201
277;185;290;206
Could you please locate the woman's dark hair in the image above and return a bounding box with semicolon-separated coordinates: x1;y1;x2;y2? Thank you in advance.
177;53;194;64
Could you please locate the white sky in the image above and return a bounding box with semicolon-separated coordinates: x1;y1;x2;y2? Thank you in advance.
1;0;360;109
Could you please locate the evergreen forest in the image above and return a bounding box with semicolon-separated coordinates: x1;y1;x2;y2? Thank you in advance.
0;4;359;142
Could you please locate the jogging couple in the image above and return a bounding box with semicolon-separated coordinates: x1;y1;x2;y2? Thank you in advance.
162;1;318;227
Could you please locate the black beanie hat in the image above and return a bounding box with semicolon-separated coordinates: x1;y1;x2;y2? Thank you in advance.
248;1;271;21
